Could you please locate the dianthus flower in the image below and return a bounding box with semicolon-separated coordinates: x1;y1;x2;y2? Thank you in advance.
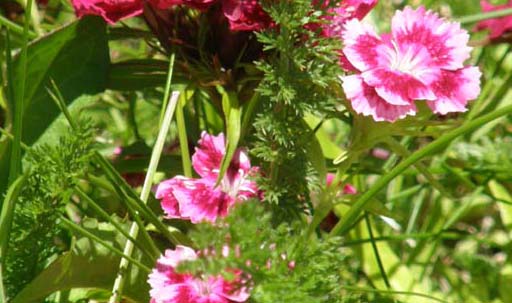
341;6;481;122
156;132;259;224
148;245;249;303
320;0;378;38
71;0;143;24
475;0;512;40
221;0;272;31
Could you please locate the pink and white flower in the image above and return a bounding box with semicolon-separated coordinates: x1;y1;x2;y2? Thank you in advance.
340;6;481;122
148;245;249;303
156;132;259;224
475;0;512;40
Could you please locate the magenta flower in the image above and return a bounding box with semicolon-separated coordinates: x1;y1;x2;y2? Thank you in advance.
341;6;481;122
71;0;143;24
148;245;249;303
156;132;259;224
221;0;272;31
475;0;512;40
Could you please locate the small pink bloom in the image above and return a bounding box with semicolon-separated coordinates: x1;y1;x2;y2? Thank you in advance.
341;6;481;122
320;0;378;38
221;0;272;31
149;246;249;303
371;147;390;160
475;0;512;40
156;132;260;224
71;0;143;24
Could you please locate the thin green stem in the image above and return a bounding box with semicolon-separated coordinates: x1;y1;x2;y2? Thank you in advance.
109;91;180;303
8;0;33;186
74;187;158;260
0;15;36;38
330;104;512;236
176;92;192;177
59;216;151;273
457;7;512;24
364;213;391;289
159;53;176;127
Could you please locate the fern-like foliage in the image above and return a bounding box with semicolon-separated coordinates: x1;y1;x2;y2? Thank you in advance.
251;0;342;217
4;120;95;299
182;202;359;303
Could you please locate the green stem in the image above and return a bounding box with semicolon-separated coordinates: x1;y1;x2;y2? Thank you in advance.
109;91;180;303
159;53;176;127
8;0;33;186
59;216;151;273
74;187;158;260
330;104;512;236
364;213;391;289
176;92;192;177
457;7;512;24
0;15;36;38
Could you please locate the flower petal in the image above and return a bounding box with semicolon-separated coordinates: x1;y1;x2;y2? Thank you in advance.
192;132;226;179
342;18;387;72
362;67;435;106
392;6;471;70
342;74;417;122
427;67;482;115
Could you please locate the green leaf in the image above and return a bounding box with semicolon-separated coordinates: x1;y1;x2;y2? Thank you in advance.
11;219;151;303
0;16;109;192
488;180;512;229
216;87;241;186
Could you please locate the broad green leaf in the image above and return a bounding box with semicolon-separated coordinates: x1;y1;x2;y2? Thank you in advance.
0;16;109;192
11;219;151;303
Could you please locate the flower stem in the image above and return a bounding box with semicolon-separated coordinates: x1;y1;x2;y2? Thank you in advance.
457;7;512;24
330;104;512;236
108;91;180;303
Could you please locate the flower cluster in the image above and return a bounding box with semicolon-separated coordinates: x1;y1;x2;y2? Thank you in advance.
148;245;249;303
475;0;512;40
71;0;271;30
156;132;259;224
341;6;481;122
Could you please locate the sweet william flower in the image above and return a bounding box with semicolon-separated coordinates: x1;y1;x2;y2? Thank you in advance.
475;0;512;40
341;6;481;122
71;0;143;24
148;245;249;303
156;132;259;224
221;0;272;31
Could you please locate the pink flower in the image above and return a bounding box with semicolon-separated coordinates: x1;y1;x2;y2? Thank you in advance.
156;132;259;224
148;246;249;303
475;0;512;40
341;6;481;122
320;0;378;38
71;0;143;24
221;0;272;31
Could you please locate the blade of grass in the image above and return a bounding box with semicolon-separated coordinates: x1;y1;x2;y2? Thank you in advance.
59;216;151;273
7;0;33;186
91;157;188;246
0;15;36;38
340;285;449;303
109;91;180;303
330;104;512;236
364;213;391;289
159;53;176;127
215;86;241;186
175;92;192;177
457;7;512;24
46;79;77;130
74;187;158;260
0;175;27;302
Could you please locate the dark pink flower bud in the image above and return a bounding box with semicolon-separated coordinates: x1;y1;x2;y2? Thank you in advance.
71;0;143;24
